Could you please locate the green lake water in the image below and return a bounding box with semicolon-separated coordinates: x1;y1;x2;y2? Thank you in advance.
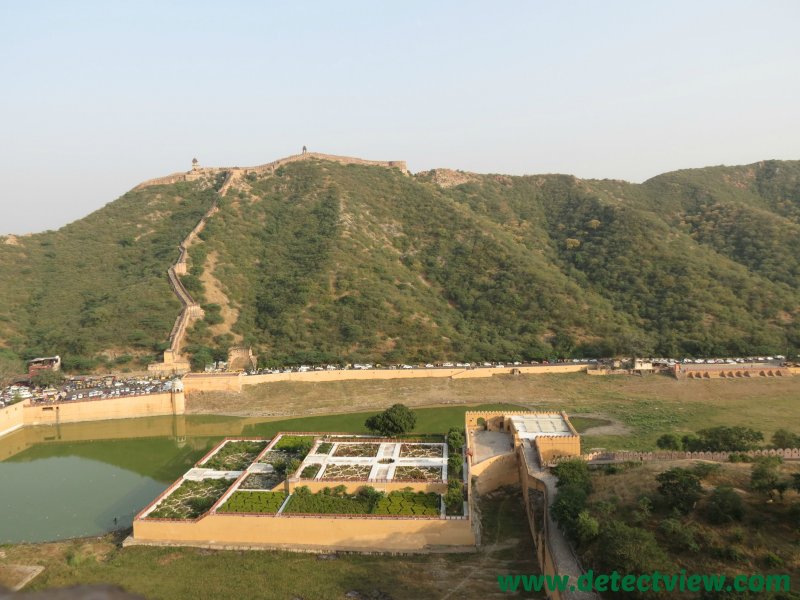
0;415;248;543
0;403;519;543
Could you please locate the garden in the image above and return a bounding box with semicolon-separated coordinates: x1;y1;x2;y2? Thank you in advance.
272;435;315;459
283;486;442;517
202;441;268;471
399;444;444;459
147;478;232;520
332;443;380;458
320;464;372;480
314;442;333;455
217;491;287;514
373;491;440;516
239;472;282;490
300;464;322;479
393;466;442;481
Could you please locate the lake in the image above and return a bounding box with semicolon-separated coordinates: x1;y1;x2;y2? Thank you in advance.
0;415;262;543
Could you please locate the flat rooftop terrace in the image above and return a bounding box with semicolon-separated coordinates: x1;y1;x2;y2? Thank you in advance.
509;413;576;440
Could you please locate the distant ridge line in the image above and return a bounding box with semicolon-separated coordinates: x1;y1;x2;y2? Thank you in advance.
133;152;408;191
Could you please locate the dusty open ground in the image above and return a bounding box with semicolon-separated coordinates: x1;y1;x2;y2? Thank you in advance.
187;373;800;450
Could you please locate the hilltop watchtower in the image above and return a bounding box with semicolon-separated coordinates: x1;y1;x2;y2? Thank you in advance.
191;157;199;171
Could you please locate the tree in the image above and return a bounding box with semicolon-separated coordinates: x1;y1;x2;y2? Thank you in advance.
704;486;744;524
771;428;800;449
685;426;764;452
0;350;24;388
31;369;65;388
553;459;592;494
656;468;702;514
596;520;673;576
552;484;589;540
447;453;463;478
574;510;599;545
364;404;417;437
446;428;465;453
750;457;783;499
444;480;464;514
656;433;681;450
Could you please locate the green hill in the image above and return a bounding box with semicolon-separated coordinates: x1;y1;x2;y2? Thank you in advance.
1;158;798;371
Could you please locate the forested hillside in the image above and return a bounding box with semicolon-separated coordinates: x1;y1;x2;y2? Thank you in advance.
1;158;798;371
0;178;218;370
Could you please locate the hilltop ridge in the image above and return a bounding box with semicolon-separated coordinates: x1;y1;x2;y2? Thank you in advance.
0;155;798;371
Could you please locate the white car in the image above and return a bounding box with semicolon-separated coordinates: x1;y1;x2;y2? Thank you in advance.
425;364;434;368
401;364;414;369
442;362;454;367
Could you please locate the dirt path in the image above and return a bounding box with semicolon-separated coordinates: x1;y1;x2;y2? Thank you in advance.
570;412;631;436
200;250;242;342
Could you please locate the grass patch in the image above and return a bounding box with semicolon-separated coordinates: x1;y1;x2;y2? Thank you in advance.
568;416;612;433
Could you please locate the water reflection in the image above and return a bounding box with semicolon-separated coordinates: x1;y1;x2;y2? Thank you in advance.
0;415;266;543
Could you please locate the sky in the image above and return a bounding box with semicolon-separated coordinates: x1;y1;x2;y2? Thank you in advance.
1;1;799;235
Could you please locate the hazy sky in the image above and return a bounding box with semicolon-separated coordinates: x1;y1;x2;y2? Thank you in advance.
1;1;799;235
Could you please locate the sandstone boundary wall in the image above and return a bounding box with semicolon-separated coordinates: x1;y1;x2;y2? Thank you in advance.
0;391;185;440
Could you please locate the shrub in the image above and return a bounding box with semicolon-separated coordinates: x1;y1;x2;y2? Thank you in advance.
444;480;464;515
656;433;681;450
574;510;599;545
596;520;673;574
447;453;463;479
553;459;591;494
690;462;721;479
750;456;783;498
704;486;744;524
552;484;588;540
728;453;752;463
656;468;702;514
659;518;700;552
763;552;784;568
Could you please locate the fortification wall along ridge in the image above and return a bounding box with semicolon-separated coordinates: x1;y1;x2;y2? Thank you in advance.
134;151;408;193
558;447;800;465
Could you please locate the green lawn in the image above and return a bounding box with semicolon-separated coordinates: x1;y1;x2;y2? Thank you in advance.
240;402;524;438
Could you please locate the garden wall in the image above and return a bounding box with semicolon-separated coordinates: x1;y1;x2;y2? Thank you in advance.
284;479;447;495
132;513;474;551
